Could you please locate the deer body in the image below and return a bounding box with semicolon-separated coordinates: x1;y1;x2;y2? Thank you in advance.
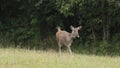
56;31;73;46
56;26;82;55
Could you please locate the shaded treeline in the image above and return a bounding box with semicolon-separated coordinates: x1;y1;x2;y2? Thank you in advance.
0;0;120;55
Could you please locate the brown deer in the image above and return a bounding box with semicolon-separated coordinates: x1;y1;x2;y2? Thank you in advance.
56;25;82;56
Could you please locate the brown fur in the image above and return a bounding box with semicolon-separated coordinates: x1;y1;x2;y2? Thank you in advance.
56;26;82;55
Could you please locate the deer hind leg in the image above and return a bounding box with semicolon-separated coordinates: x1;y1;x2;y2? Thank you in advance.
58;43;62;56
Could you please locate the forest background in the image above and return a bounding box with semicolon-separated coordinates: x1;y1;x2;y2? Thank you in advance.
0;0;120;55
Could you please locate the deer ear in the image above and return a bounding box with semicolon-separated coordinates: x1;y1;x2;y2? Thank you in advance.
70;25;74;30
77;26;82;30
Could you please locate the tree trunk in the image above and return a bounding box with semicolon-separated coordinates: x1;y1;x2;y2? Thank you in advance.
101;0;110;41
106;15;110;41
91;25;96;46
101;0;107;41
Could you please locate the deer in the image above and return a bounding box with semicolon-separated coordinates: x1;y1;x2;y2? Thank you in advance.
56;25;82;56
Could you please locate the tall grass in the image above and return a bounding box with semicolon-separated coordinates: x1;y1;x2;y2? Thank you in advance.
0;48;120;68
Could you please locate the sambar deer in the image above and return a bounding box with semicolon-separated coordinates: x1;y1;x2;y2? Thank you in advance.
56;25;82;56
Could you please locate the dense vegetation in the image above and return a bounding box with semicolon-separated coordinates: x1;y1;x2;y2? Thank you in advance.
0;0;120;55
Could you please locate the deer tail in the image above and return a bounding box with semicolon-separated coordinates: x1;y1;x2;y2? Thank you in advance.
56;27;61;32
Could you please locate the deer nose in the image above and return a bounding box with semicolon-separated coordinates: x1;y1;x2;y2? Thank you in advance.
77;35;80;38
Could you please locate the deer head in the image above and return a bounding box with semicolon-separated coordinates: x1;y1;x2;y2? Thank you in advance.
70;25;82;38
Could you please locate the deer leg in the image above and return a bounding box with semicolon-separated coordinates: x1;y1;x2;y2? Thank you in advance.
58;43;62;56
67;46;72;55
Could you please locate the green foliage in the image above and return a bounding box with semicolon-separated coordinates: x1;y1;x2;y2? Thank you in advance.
31;18;38;26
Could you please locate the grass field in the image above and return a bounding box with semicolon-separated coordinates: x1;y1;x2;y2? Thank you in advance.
0;48;120;68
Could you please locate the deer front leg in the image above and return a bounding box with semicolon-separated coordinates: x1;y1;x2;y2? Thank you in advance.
67;45;72;55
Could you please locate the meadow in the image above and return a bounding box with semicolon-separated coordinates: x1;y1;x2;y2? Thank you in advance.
0;48;120;68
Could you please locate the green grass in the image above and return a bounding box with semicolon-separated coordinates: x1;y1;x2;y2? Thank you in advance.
0;48;120;68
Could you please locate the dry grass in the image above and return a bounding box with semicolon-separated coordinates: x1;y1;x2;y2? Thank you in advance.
0;48;120;68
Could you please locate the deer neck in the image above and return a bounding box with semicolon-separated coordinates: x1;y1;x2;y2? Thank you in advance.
70;32;75;39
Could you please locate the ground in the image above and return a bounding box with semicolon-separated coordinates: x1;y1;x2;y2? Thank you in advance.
0;48;120;68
